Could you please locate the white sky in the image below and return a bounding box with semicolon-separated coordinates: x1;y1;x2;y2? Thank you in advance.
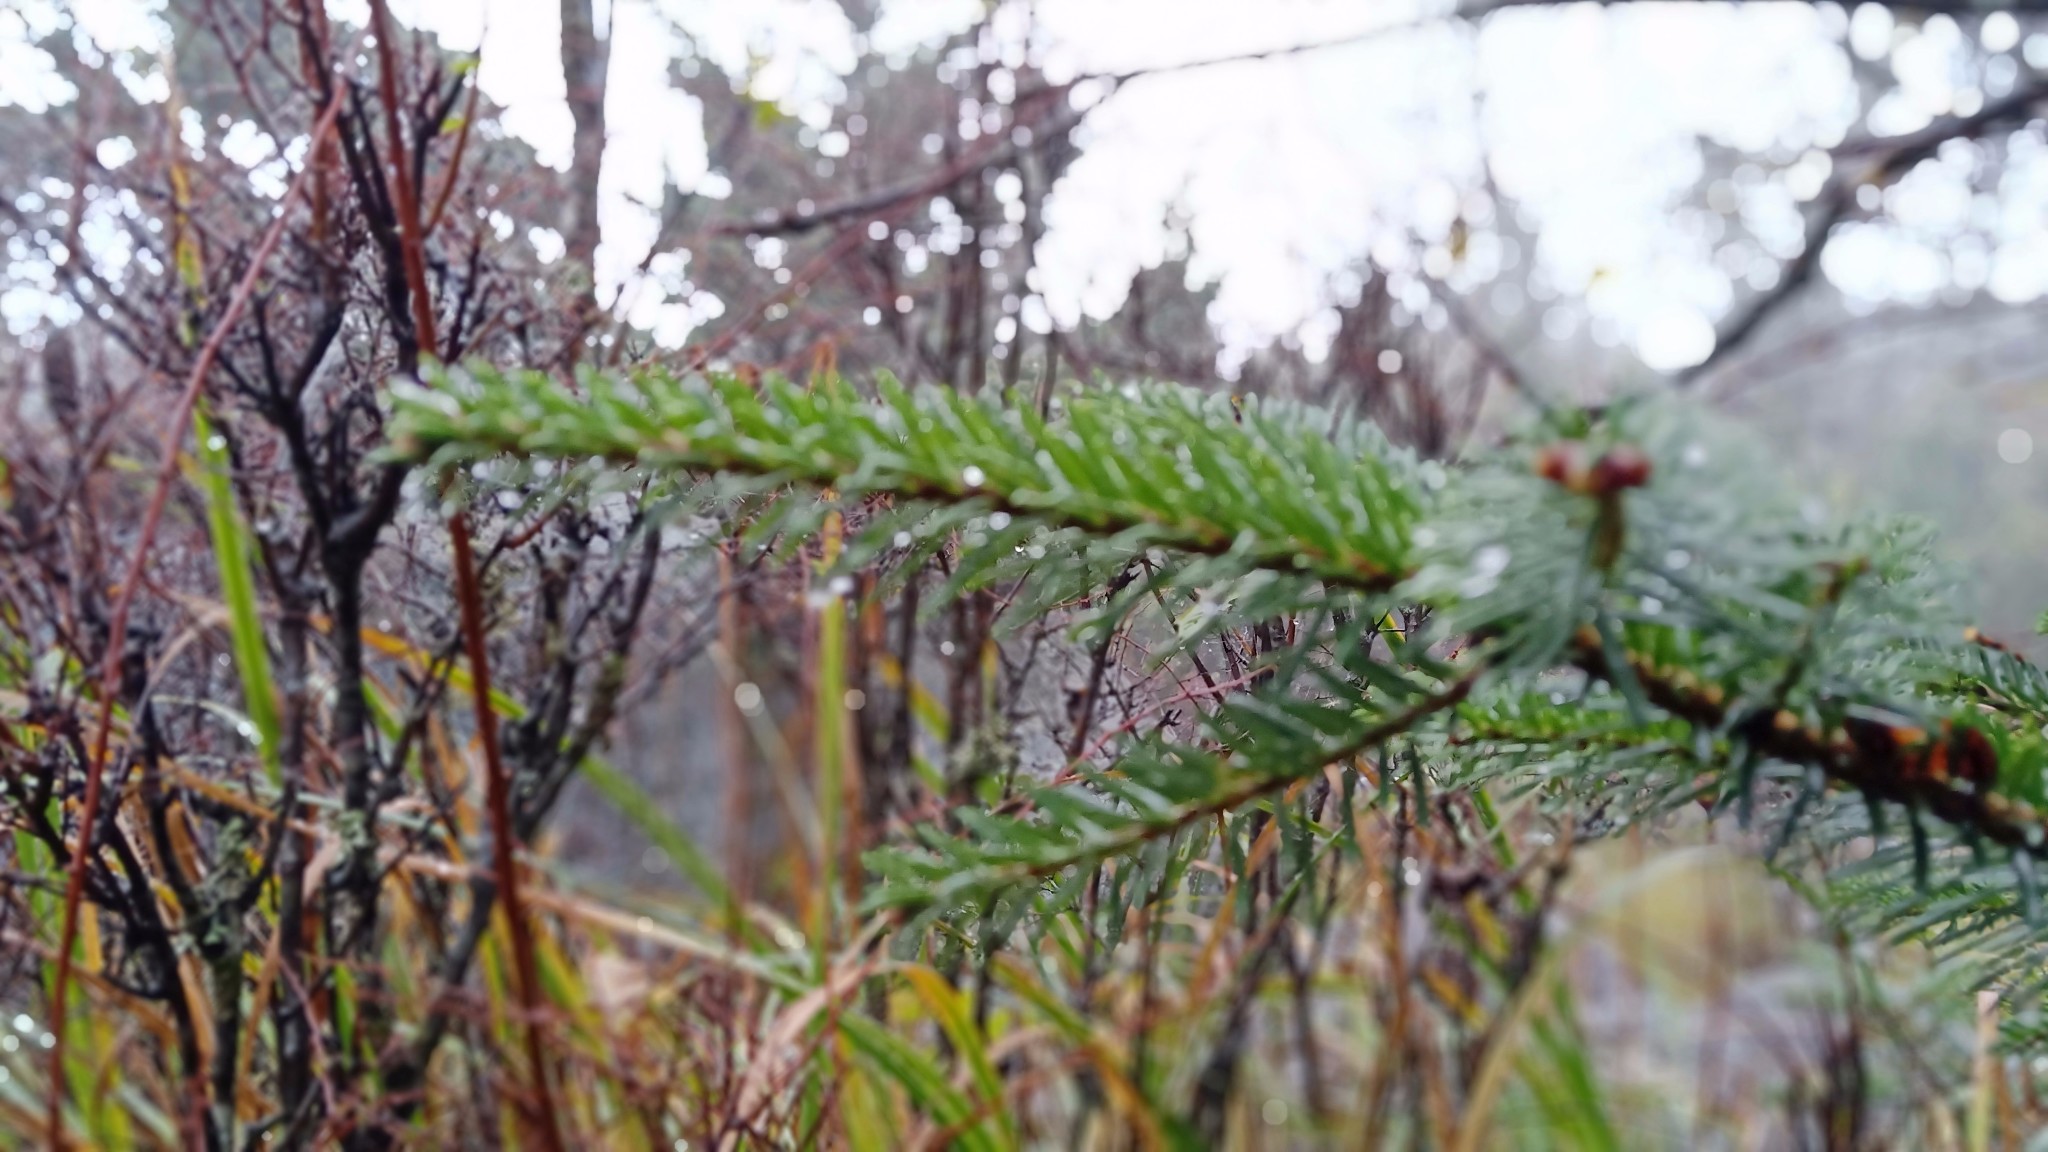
10;0;2048;374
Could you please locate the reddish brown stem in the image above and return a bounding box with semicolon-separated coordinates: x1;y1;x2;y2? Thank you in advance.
423;69;481;238
447;511;567;1152
368;0;440;357
363;13;562;1140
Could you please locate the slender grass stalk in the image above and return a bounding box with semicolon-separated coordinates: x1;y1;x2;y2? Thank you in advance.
193;408;281;785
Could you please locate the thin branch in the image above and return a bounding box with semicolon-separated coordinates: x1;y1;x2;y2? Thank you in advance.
1683;77;2048;387
446;511;567;1152
896;666;1483;908
714;91;1092;240
1570;629;2048;857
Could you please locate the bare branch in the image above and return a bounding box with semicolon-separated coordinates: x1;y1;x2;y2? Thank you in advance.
1683;77;2048;388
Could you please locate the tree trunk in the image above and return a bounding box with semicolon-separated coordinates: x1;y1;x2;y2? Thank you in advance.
559;0;609;281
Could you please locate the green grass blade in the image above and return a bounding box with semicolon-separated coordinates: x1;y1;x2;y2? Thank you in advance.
194;408;280;785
